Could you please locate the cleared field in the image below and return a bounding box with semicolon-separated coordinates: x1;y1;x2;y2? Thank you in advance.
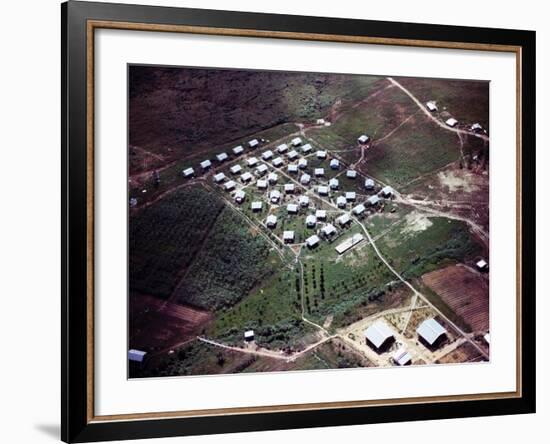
436;342;486;364
422;264;489;332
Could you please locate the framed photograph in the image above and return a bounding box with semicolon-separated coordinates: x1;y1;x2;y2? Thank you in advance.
62;1;536;442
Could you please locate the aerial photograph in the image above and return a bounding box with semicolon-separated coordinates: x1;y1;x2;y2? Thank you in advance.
127;65;490;378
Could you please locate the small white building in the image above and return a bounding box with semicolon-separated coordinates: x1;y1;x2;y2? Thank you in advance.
287;203;298;214
329;178;339;190
277;143;288;154
283;230;295;243
445;118;458;127
257;179;268;189
381;186;393;197
262;150;274;160
353;203;366;215
248;139;259;148
299;195;310;207
426;101;438;112
272;157;284;167
200;159;212;170
330;159;340;169
213;172;226;183
288;150;299;160
300;173;311;185
318;185;329;196
270;189;281;203
244;330;255;341
302;143;312;154
316;118;325;125
315;210;327;220
364;178;375;189
267;172;278;184
358;134;370;144
314;168;325;177
322;223;336;237
240;172;253;183
367;195;380;206
230;164;242;174
182;167;194;178
298;158;308;169
316;150;327;159
345;191;356;201
224;180;236;191
471;123;483;132
476;259;488;271
393;347;412;366
256;164;268;175
346;170;357;179
128;349;147;363
246;157;259;167
306;214;317;227
285;183;295;193
287;164;298;174
337;196;347;208
291;137;302;147
251;201;263;211
336;213;351;226
232;145;244;155
266;214;277;227
216;152;228;162
305;234;320;248
417;318;447;347
364;321;395;351
234;190;245;203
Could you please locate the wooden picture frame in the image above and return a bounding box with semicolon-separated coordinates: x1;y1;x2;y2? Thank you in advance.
62;1;536;442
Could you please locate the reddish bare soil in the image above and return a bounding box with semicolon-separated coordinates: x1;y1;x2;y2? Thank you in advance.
422;265;489;332
436;342;485;364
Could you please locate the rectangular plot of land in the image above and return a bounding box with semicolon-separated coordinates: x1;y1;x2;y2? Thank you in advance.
422;264;489;332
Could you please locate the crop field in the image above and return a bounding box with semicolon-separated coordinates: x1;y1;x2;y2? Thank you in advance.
128;65;490;378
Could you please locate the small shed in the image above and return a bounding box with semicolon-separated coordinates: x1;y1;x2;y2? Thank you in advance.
248;139;259;148
346;170;357;179
262;150;274;160
266;214;277;227
288;150;299;160
272;157;284;167
367;195;380;206
330;159;340;169
318;185;329;196
277;143;289;154
471;123;483;132
291;137;302;147
284;183;295;193
298;158;308;169
182;167;194;177
299;195;310;207
445;118;458;127
345;191;356;201
287;164;298;174
302;143;312;154
257;179;268;189
270;189;281;202
322;223;336;237
426;101;438;112
232;145;244;155
393;347;412;366
329;178;339;190
256;164;268;175
246;157;259;167
283;231;295;243
267;172;278;184
353;203;366;215
417;318;447;348
336;213;351;226
476;259;488;271
358;134;370;144
306;234;320;248
364;178;375;189
234;190;245;203
128;349;147;363
314;168;325;177
316;150;327;159
244;330;255;341
230;164;242;174
240;172;253;183
364;321;395;352
300;173;311;185
200;160;212;170
216;152;228;162
224;180;236;191
381;186;393;197
287;203;298;214
315;210;327;220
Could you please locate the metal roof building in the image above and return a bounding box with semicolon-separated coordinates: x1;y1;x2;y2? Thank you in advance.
244;330;255;341
266;214;278;227
200;160;212;169
291;137;302;146
256;164;268;175
262;150;274;160
213;172;226;183
381;186;393;197
299;195;310;207
417;318;447;346
426;101;438;112
318;185;329;195
128;349;147;363
314;168;325;177
346;170;357;179
224;180;236;191
445;118;458;127
335;233;364;254
315;210;327;219
284;183;295;193
367;195;380;206
358;134;370;144
364;321;395;351
233;145;244;155
316;150;327;159
246;157;259;167
329;178;339;189
392;347;412;366
306;215;317;227
283;230;295;242
287;203;298;213
337;196;347;208
182;167;194;177
353;203;366;215
257;179;268;189
267;172;278;184
272;157;284;167
476;259;488;271
300;173;311;185
364;178;375;189
298;158;308;169
240;172;253;182
234;190;245;203
216;152;228;162
306;234;320;248
270;189;281;202
345;191;356;201
287;164;298;174
230;164;242;174
248;139;259;148
277;143;288;153
336;213;351;226
330;159;340;169
251;201;263;211
288;150;299;160
302;143;312;153
322;223;336;237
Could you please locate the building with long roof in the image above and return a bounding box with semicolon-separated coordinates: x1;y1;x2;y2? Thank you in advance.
364;321;395;352
417;318;447;348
